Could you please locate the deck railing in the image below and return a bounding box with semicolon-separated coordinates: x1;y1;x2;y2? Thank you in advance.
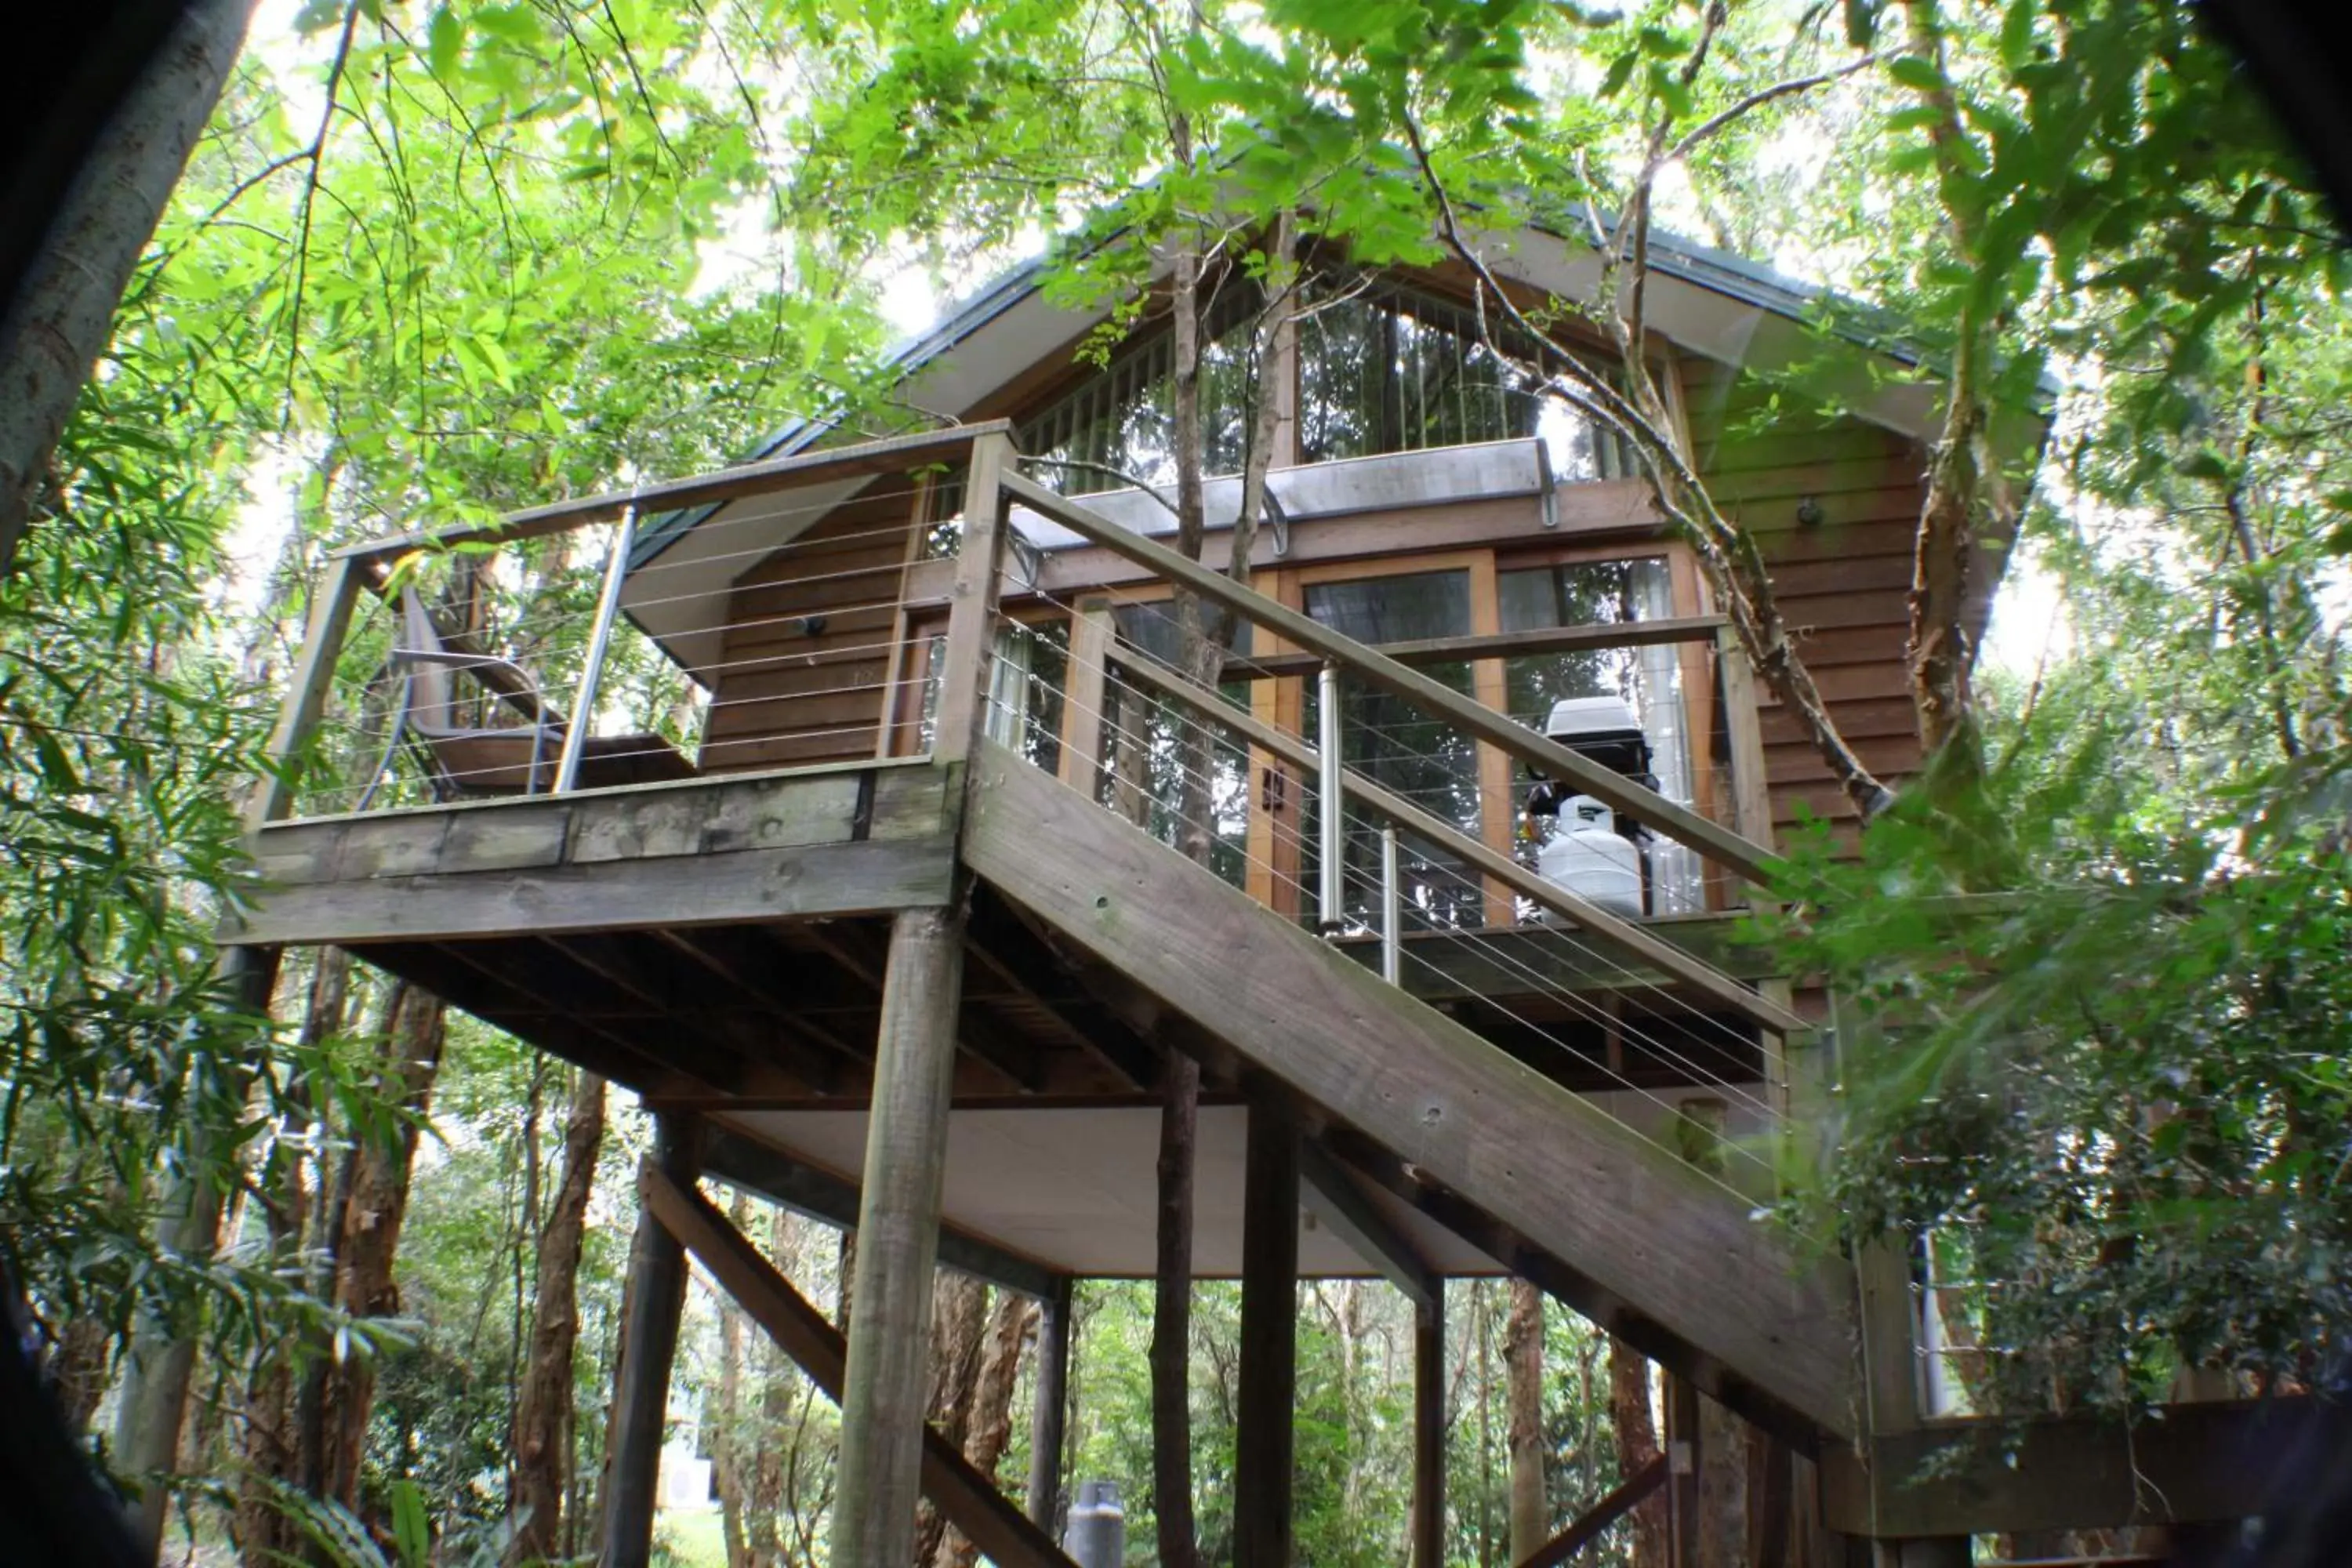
249;424;1015;827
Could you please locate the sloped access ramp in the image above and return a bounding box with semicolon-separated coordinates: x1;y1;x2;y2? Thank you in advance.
962;738;1857;1443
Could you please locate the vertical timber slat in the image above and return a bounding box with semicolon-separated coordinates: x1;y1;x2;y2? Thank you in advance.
601;1112;706;1568
1058;595;1112;793
1234;1097;1300;1568
1715;622;1775;857
831;906;970;1566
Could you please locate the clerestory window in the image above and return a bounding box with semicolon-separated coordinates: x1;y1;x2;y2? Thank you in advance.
1012;278;1635;502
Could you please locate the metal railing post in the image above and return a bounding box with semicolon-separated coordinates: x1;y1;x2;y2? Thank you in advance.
1380;826;1403;985
1319;661;1344;931
554;503;637;794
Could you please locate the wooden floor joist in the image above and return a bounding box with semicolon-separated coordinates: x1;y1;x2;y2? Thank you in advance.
638;1160;1079;1568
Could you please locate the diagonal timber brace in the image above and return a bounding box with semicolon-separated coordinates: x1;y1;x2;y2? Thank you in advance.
637;1161;1080;1568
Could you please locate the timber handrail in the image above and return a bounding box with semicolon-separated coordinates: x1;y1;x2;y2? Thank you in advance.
999;468;1780;887
1106;647;1806;1034
332;421;1015;566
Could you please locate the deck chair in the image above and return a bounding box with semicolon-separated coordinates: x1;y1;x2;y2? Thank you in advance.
385;586;696;800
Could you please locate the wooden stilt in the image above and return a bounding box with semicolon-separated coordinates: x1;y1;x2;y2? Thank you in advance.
1027;1275;1074;1530
599;1112;705;1568
832;905;968;1568
1413;1286;1447;1568
1666;1374;1702;1568
1234;1096;1299;1568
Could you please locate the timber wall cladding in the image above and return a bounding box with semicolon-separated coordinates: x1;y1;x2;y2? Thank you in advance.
1681;358;1972;846
702;486;920;772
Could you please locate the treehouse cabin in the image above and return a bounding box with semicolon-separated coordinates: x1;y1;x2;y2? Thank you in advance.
222;228;2289;1566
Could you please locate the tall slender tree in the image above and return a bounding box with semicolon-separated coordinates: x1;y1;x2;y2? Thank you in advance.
508;1067;606;1563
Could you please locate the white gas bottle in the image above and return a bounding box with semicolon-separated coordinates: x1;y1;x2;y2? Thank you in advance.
1536;795;1645;917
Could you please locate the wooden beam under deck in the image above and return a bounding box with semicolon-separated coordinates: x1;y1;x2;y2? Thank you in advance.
225;759;958;949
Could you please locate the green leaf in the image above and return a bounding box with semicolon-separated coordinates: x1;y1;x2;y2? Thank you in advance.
1598;49;1638;99
390;1482;430;1568
1888;55;1946;93
425;5;462;78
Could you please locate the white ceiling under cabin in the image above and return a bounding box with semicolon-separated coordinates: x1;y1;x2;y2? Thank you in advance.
719;1104;1508;1281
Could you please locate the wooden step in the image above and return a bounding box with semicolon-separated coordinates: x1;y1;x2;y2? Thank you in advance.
961;739;1858;1442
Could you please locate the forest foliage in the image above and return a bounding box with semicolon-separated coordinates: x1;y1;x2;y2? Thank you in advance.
1;0;2347;1562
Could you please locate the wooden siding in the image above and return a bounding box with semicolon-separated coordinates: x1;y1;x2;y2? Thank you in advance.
700;488;920;773
1681;358;1953;848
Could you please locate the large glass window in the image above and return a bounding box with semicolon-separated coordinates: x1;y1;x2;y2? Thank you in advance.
1298;285;1634;480
1019;287;1260;495
1301;569;1486;929
1499;557;1703;913
994;279;1633;521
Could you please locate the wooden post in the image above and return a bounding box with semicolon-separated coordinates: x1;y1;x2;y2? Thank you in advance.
1027;1275;1074;1530
1715;622;1775;857
832;905;969;1567
600;1112;705;1568
638;1160;1079;1568
249;554;365;828
1855;1236;1922;1437
1058;596;1112;795
1666;1374;1702;1568
1234;1097;1299;1568
1412;1286;1446;1568
932;431;1014;767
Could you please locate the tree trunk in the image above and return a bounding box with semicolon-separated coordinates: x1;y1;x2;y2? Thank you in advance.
0;0;256;576
913;1272;991;1566
1152;1049;1201;1568
1506;1278;1548;1561
49;1312;111;1436
1898;0;2005;782
315;980;446;1515
235;946;351;1564
714;1195;753;1568
1611;1341;1668;1568
507;1069;605;1564
942;1289;1043;1568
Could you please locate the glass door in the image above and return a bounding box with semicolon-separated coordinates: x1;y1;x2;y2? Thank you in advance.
1300;567;1487;929
1497;555;1704;913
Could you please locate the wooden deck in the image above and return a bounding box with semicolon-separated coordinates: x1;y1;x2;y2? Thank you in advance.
223;741;1850;1443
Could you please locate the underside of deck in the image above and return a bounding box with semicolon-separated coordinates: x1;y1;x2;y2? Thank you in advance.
227;749;1849;1442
